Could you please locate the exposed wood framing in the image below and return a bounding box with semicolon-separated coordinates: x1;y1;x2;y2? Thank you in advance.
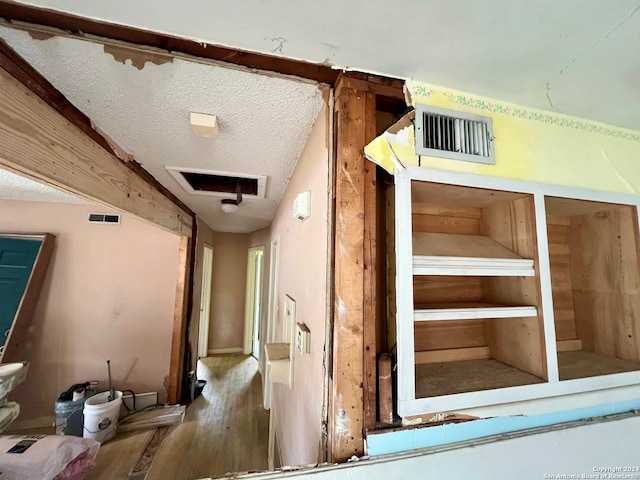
0;38;196;404
363;92;378;432
0;67;192;237
329;75;376;462
0;38;193;219
377;353;394;424
0;1;337;84
168;236;192;404
0;4;408;96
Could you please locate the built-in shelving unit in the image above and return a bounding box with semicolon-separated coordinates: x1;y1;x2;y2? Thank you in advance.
401;178;545;401
393;166;640;418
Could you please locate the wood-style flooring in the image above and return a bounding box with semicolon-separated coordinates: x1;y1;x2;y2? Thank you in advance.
87;355;269;480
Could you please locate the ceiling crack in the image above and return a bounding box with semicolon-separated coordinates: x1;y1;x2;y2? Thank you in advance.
552;4;639;83
265;36;287;54
605;3;640;39
545;82;558;111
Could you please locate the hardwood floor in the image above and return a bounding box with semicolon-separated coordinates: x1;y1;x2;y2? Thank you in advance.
87;355;269;480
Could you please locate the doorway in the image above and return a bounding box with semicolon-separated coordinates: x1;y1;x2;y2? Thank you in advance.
198;244;214;358
244;247;265;359
263;237;280;410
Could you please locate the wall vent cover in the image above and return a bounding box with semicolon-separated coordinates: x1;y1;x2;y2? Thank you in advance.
166;167;267;199
414;104;495;165
88;213;121;224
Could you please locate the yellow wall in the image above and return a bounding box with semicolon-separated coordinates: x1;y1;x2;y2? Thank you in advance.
366;81;640;193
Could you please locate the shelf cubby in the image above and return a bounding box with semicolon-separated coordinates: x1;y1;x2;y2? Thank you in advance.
545;196;640;380
409;180;546;399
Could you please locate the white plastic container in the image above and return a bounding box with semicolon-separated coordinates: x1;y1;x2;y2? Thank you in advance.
82;390;122;443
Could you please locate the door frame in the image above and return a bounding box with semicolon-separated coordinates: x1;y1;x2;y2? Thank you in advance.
263;236;280;410
197;243;214;358
243;246;264;356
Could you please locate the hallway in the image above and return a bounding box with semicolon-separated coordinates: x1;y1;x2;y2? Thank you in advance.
88;355;269;479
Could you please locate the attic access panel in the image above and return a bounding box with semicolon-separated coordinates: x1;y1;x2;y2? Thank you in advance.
166;167;267;199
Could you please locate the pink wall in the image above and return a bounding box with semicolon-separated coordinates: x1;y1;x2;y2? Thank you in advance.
0;200;180;422
207;231;249;352
269;103;329;465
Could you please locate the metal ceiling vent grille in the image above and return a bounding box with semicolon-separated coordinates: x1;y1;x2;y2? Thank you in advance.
415;104;495;165
88;213;121;225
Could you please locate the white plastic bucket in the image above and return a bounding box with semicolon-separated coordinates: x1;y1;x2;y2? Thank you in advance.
82;390;122;443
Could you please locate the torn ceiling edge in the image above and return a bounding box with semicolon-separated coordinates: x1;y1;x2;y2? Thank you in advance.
0;15;407;92
365;80;640;195
0;17;333;87
0;36;195;217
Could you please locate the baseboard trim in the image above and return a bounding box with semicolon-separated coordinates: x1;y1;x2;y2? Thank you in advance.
207;347;243;355
6;415;54;432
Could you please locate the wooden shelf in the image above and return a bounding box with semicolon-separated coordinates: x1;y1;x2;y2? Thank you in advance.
414;303;538;321
415;359;544;398
412;232;534;276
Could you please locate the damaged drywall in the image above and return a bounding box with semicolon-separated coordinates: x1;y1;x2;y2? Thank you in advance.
27;30;55;41
103;44;174;70
365;81;640;194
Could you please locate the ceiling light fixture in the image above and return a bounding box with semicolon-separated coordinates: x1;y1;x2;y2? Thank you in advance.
220;186;243;214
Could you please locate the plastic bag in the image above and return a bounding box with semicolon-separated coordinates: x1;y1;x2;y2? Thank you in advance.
0;435;100;480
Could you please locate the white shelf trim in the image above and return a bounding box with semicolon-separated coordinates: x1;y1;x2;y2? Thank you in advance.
413;255;535;277
414;305;538;321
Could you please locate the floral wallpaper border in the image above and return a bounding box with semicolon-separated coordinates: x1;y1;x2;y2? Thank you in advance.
411;85;640;142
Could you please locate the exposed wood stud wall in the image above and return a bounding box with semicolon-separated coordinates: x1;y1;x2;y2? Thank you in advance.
168;236;192;404
329;75;376;462
362;90;378;431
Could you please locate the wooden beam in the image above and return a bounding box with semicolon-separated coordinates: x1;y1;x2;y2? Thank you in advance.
168;236;192;404
0;38;193;218
363;89;378;432
0;4;407;96
329;74;376;462
0;2;337;85
377;353;394;425
0;67;192;237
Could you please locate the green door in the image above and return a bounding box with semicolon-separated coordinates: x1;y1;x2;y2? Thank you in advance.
0;238;42;349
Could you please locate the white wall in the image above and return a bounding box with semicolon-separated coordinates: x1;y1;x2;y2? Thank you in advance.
0;200;180;422
268;103;329;466
224;414;640;480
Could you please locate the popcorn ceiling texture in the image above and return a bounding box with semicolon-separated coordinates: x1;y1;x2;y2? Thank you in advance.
0;168;87;204
0;26;324;233
6;0;640;133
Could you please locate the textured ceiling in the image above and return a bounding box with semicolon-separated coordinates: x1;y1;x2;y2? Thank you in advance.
0;26;324;233
6;0;640;132
0;168;86;204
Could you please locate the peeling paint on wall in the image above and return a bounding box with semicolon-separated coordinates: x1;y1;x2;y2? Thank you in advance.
103;44;174;70
27;31;55;41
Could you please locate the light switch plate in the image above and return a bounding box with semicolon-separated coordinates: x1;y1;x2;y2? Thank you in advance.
293;191;311;221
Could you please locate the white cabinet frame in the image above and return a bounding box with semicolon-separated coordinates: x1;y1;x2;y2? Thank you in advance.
394;166;640;417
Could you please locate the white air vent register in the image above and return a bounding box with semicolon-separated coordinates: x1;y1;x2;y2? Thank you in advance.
415;104;495;165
